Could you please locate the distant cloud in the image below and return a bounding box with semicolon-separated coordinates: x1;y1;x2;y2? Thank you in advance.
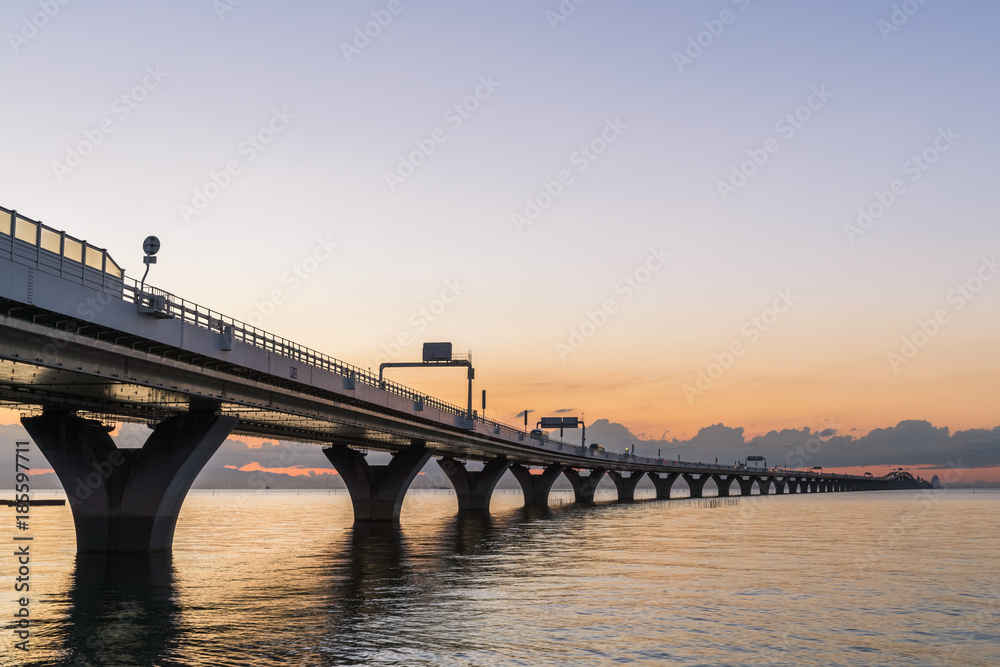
223;463;337;477
7;415;1000;488
586;419;1000;468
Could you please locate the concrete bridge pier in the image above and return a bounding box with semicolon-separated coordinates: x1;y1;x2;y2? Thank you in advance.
22;409;237;553
755;477;771;495
437;457;510;512
773;478;786;494
564;468;608;504
323;442;432;522
647;472;680;499
682;473;710;498
737;476;755;496
606;470;644;501
509;463;564;506
713;475;735;497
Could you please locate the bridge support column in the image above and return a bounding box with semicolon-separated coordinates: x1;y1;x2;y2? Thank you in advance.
436;457;509;512
737;476;755;496
755;477;771;495
564;468;608;504
682;473;709;499
606;470;644;501
773;478;786;494
322;443;432;522
509;463;563;507
22;409;237;553
647;472;679;499
713;475;735;497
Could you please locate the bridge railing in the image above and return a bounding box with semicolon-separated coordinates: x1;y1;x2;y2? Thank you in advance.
119;278;535;442
0;207;914;480
0;206;124;297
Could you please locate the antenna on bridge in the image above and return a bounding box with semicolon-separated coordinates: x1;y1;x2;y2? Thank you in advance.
140;235;160;293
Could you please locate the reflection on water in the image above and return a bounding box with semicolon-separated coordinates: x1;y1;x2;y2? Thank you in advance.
3;490;999;666
62;554;178;667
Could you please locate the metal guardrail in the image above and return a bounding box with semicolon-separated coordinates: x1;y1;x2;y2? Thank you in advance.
119;278;532;442
0;206;124;283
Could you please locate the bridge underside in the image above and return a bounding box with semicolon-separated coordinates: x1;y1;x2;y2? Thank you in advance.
0;357;507;463
0;329;913;554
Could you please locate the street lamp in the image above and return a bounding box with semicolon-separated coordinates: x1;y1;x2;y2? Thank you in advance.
139;235;159;293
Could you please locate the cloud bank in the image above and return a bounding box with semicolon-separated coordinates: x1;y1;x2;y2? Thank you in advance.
585;419;1000;469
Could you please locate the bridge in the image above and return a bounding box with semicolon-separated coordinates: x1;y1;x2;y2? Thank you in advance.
0;205;925;552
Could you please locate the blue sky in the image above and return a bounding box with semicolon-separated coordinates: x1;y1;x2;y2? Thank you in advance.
2;0;999;439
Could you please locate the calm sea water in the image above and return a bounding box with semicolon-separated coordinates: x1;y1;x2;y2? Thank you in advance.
2;487;998;666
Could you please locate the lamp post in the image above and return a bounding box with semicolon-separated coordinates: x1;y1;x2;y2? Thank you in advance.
139;235;159;294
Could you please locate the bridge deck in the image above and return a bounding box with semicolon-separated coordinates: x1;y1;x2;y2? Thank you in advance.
0;205;896;484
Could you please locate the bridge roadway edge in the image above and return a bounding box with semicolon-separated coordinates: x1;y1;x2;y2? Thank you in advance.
0;254;917;551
